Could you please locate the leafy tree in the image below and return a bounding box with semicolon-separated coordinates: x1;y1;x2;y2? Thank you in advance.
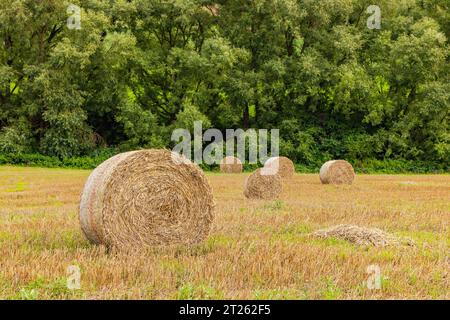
0;0;447;168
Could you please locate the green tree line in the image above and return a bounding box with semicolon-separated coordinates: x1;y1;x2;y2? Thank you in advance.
0;0;448;169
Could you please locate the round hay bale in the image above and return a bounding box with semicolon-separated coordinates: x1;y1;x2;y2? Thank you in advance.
310;225;415;247
220;156;243;173
319;160;355;185
264;156;295;179
79;149;215;249
244;168;282;200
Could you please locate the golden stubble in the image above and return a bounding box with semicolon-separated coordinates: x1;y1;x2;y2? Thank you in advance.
0;166;448;300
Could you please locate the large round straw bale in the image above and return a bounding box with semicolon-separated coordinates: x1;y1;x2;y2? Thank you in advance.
319;160;355;185
264;156;295;179
79;149;215;249
220;156;243;173
244;168;282;200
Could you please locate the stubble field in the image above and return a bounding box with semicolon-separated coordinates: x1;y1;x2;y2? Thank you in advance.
0;166;448;299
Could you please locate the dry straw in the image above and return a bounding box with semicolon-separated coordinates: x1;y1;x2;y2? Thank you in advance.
264;156;295;179
319;160;355;185
79;149;215;249
244;168;282;200
311;225;415;247
220;156;243;173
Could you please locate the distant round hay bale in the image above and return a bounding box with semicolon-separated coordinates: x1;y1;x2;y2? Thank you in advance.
244;168;282;200
319;160;355;185
220;156;243;173
79;149;215;249
264;156;295;179
310;225;415;247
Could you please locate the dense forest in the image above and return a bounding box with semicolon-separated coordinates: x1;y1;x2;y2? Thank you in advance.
0;0;448;170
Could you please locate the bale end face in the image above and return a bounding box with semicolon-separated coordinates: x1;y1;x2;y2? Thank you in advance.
244;168;282;200
264;156;295;179
319;160;355;185
220;156;243;173
79;149;215;249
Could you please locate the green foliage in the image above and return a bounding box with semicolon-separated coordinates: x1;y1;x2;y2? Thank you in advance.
356;158;448;174
174;101;212;132
0;152;446;173
0;121;33;154
0;0;448;171
40;108;95;158
116;100;165;150
0;149;117;169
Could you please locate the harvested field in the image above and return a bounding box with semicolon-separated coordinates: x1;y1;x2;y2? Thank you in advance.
0;166;448;300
